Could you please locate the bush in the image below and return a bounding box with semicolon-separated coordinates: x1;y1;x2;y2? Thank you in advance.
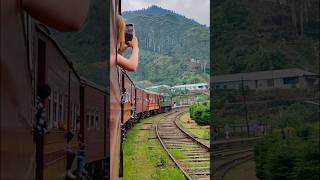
189;101;210;125
254;126;320;180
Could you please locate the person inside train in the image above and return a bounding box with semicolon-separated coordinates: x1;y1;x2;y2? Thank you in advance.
34;84;51;139
116;14;139;71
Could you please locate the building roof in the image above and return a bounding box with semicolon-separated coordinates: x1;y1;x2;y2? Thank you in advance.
211;68;317;83
171;83;208;89
146;85;171;90
144;89;160;95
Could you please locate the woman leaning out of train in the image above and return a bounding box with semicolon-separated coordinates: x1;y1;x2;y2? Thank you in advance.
116;15;139;72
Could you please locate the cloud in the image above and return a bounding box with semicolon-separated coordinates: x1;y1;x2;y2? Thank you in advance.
122;0;210;26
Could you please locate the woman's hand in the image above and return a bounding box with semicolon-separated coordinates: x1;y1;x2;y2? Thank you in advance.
118;43;129;55
128;36;138;49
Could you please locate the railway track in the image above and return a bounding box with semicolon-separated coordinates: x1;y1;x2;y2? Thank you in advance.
212;137;261;180
156;110;210;180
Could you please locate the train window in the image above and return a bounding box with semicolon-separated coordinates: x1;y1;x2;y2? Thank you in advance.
64;95;68;122
90;115;95;129
48;98;52;128
73;106;75;130
53;101;57;128
58;95;62;123
86;114;90;130
74;106;79;131
95;113;99;130
71;104;74;130
90;115;94;128
60;95;64;123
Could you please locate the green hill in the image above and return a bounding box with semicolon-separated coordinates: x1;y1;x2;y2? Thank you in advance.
212;0;319;75
124;6;210;86
52;4;209;87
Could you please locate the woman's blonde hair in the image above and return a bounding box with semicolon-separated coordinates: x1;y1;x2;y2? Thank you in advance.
116;14;125;43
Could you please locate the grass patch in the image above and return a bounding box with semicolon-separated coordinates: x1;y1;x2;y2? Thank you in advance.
169;149;186;159
224;160;258;180
120;114;185;180
178;112;210;143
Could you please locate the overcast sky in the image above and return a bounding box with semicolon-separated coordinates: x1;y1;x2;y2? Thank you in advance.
122;0;210;26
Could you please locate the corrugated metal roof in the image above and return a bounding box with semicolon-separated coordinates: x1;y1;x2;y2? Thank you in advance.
211;68;317;83
172;83;208;89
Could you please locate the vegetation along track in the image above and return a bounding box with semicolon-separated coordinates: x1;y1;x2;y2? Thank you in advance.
156;109;210;180
212;137;261;180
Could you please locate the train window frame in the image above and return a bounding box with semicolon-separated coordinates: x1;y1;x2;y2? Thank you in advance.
71;104;74;130
86;114;90;130
58;94;62;124
48;96;52;129
53;91;58;129
95;112;100;130
64;95;68;123
75;106;79;131
90;114;95;130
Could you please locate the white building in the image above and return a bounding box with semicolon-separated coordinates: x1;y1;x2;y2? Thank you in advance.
211;68;319;90
171;83;209;92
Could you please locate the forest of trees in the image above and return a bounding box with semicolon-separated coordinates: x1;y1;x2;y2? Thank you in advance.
123;6;210;86
212;0;319;76
52;5;210;87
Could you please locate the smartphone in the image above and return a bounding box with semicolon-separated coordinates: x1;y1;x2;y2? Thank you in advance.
125;23;134;45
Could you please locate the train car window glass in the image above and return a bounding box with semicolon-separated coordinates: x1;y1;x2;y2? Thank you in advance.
53;101;57;128
58;95;62;123
73;105;76;130
86;114;90;130
71;104;74;130
48;98;52;129
74;106;78;131
90;115;95;129
95;113;99;130
64;95;68;122
74;105;78;131
60;95;64;124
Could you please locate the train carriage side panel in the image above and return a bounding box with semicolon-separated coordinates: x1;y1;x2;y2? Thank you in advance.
81;80;106;163
142;90;148;113
135;88;143;114
0;1;35;178
35;26;81;180
109;0;121;179
121;71;135;124
69;66;81;160
131;83;136;113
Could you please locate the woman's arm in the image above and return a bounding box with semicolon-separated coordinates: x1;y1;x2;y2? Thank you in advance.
117;36;139;72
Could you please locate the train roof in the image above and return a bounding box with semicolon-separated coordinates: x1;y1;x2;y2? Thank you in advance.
121;69;136;87
80;77;107;93
143;89;161;95
35;24;80;80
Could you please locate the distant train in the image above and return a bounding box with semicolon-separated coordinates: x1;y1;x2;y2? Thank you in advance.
0;0;171;179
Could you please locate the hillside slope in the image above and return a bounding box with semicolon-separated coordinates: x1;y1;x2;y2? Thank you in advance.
212;0;319;75
124;6;210;86
52;5;209;87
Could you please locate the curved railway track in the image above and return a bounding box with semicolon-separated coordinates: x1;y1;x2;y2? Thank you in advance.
212;137;261;180
156;110;210;180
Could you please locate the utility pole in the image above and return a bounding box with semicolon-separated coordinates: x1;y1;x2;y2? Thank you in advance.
241;76;250;136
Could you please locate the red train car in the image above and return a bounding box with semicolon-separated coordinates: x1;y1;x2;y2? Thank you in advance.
142;90;149;114
135;87;144;116
145;91;160;113
1;0;89;179
80;78;107;177
34;25;81;179
121;70;135;125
